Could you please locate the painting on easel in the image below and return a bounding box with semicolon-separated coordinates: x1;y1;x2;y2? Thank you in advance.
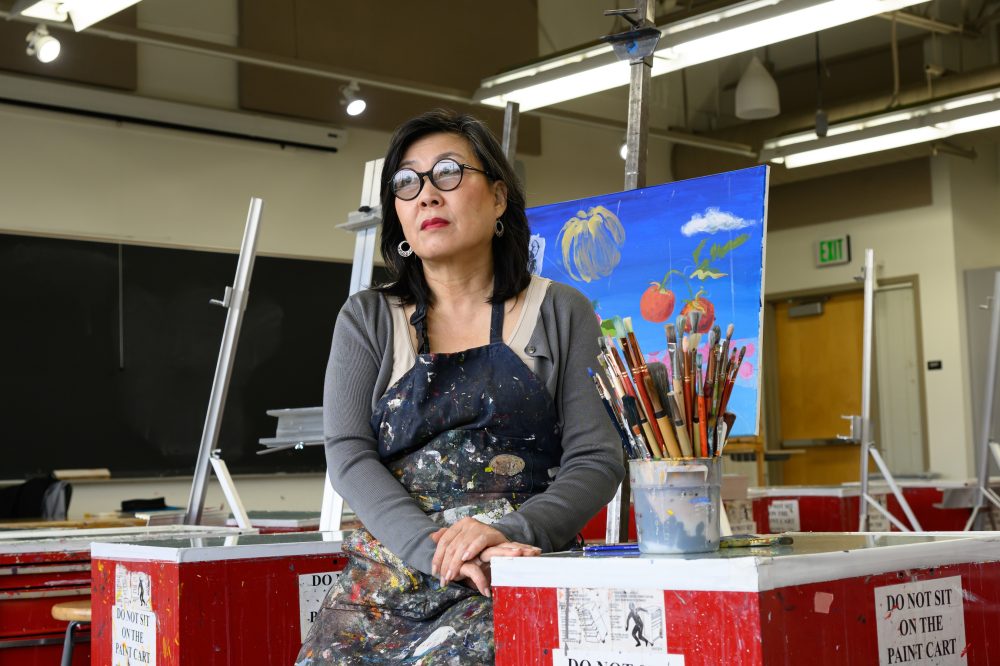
526;165;768;436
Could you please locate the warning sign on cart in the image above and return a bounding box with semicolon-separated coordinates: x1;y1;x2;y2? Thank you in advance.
874;576;967;665
112;565;156;666
768;499;800;532
553;587;684;665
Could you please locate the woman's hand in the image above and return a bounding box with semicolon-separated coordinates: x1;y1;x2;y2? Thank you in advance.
479;541;542;562
430;518;539;588
448;544;541;598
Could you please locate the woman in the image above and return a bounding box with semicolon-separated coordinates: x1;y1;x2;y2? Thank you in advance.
297;109;624;665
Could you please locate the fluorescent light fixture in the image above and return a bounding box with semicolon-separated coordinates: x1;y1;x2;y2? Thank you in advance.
11;0;143;31
475;0;930;111
759;88;1000;167
13;0;67;21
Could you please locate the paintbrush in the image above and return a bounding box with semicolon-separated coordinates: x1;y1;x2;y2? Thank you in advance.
598;339;630;402
645;361;683;458
621;317;667;458
665;323;687;426
649;361;692;457
704;343;718;452
681;335;694;444
720;323;735;375
718;346;747;419
697;356;709;456
605;335;659;455
589;368;633;457
718;412;737;455
621;396;653;459
714;324;734;417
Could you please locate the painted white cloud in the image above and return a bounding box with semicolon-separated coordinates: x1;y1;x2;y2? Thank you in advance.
681;207;755;236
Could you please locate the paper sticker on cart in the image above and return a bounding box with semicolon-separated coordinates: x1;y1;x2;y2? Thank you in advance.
112;565;156;665
552;648;683;666
554;587;683;664
874;575;966;665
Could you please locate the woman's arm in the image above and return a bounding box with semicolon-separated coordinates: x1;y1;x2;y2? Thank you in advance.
323;293;441;575
491;283;627;551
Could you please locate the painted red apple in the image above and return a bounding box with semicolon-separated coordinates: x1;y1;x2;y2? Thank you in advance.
681;294;715;333
640;283;676;323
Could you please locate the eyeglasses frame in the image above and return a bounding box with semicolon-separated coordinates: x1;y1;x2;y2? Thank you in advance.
390;159;491;201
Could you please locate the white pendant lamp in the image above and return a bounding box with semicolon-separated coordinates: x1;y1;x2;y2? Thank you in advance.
735;56;780;120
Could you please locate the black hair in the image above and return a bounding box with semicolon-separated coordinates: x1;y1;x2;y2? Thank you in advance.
374;109;530;306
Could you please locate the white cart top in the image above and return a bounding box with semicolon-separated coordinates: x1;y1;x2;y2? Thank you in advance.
749;485;876;498
492;533;1000;593
0;525;252;555
91;530;348;564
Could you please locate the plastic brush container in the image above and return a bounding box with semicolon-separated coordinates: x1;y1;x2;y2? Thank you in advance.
629;457;722;554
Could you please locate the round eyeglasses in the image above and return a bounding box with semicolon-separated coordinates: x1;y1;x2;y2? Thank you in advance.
390;158;490;201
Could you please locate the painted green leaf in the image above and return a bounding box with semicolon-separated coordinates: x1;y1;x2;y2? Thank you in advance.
711;234;749;260
690;268;728;280
692;238;707;264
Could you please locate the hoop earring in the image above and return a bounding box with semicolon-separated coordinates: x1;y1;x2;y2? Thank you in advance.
495;220;505;238
397;240;413;258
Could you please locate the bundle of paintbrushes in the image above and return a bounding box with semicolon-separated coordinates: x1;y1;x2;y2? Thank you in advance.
589;314;744;461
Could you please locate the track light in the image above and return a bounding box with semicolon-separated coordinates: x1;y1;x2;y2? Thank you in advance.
25;24;60;63
340;81;366;116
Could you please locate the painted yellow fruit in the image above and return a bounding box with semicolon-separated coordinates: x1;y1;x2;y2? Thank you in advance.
558;205;625;283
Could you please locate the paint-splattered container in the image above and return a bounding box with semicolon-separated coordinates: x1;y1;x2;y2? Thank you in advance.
629;457;721;554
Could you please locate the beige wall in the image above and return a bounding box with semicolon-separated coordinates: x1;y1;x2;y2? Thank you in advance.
763;153;994;479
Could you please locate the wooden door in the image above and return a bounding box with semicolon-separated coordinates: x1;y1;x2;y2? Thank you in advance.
774;291;866;484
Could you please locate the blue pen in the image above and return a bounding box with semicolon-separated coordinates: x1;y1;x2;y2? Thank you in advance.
582;543;639;554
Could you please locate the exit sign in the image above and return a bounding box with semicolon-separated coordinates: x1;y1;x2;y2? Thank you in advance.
816;235;851;267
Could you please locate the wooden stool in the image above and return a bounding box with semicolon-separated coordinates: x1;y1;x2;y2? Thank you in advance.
51;600;91;666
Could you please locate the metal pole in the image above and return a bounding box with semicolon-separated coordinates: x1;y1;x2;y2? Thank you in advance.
185;198;263;524
623;0;654;191
858;249;875;530
603;0;656;544
502;102;520;163
967;271;1000;529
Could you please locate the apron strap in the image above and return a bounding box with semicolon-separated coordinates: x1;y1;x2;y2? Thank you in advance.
410;302;430;355
489;299;504;345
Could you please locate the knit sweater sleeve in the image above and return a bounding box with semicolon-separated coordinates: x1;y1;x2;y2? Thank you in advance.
491;282;626;551
323;291;440;574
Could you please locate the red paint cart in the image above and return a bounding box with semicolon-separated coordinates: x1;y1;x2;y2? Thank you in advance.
90;531;348;665
0;525;246;666
492;532;1000;665
750;485;890;533
879;478;1000;531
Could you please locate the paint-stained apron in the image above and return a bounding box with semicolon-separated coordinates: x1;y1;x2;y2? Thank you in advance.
297;295;563;665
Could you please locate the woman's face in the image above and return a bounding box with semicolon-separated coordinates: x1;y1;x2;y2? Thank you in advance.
393;132;506;266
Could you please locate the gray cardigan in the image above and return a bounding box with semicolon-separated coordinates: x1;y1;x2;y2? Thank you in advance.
323;281;625;575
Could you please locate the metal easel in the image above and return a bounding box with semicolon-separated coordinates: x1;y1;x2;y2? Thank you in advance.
598;1;659;544
851;248;923;532
317;159;384;531
964;270;1000;530
184;198;262;527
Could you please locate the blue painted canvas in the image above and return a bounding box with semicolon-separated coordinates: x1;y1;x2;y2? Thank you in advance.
526;165;768;436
